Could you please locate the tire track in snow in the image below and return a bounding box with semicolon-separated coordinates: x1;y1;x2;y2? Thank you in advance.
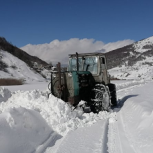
47;119;110;153
107;80;145;153
115;80;145;92
110;81;149;153
117;110;138;153
34;132;62;153
95;119;109;153
107;113;121;153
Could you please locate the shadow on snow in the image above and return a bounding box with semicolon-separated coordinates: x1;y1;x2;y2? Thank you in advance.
112;94;138;112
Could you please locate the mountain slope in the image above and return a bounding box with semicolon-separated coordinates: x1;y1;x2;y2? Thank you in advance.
0;50;46;83
0;37;48;70
105;36;153;80
0;37;51;82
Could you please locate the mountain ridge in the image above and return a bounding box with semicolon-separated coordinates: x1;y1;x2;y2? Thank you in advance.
106;36;153;80
0;37;50;82
1;36;153;81
0;37;48;69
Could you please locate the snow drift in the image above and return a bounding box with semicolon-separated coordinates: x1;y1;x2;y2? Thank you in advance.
0;107;61;153
0;80;153;153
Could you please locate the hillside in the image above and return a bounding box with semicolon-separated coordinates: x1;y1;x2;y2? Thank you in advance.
105;36;153;80
0;37;49;71
1;36;153;81
0;37;50;83
0;50;47;83
20;36;153;80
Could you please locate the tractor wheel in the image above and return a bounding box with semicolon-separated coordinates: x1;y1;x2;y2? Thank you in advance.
107;83;117;106
90;84;111;113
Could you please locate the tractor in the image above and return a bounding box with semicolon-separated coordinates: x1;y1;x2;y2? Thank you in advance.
48;52;117;113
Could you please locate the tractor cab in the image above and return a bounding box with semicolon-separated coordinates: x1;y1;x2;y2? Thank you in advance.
68;52;110;84
68;55;98;75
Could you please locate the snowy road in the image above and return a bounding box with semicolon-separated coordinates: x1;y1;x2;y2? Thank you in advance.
46;80;153;153
48;120;109;153
0;80;153;153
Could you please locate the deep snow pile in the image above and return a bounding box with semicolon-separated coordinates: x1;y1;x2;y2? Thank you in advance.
0;88;110;136
0;106;61;153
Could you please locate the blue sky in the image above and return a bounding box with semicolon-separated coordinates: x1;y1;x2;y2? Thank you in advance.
1;0;153;47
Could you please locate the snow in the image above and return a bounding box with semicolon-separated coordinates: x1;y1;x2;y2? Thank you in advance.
133;36;153;53
1;47;153;152
109;57;153;80
0;50;46;83
0;107;61;153
46;120;108;153
0;79;152;153
1;35;153;152
0;88;111;136
108;36;153;80
2;82;49;92
114;81;153;153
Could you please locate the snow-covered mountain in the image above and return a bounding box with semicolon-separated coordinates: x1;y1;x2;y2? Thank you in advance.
21;36;153;80
0;50;47;83
1;36;153;81
0;37;51;83
106;36;153;80
0;37;153;153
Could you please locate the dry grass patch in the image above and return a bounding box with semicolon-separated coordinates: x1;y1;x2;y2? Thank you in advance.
0;78;24;86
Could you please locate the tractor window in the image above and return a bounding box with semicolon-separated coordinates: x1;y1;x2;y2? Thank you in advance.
101;56;106;69
68;56;98;74
69;58;83;71
83;57;98;74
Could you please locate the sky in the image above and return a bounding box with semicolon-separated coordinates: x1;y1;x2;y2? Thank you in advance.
1;0;153;48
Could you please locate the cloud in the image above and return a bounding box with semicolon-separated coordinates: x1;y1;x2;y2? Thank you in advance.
21;38;134;64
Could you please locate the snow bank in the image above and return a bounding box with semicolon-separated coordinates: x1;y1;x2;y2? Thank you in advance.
0;79;147;138
0;88;111;136
46;120;108;153
1;80;153;153
115;82;153;153
0;107;61;153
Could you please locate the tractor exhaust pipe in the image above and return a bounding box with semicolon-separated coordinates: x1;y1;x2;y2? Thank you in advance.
76;52;79;71
56;62;62;98
57;62;61;87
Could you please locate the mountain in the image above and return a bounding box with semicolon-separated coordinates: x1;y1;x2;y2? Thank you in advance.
0;50;47;83
0;37;48;68
0;37;50;83
1;36;153;81
105;36;153;80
